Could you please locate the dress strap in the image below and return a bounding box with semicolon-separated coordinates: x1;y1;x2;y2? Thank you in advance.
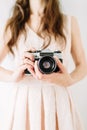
63;14;72;52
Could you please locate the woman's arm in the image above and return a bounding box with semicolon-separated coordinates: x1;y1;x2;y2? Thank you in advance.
0;44;35;82
0;27;14;82
70;16;87;83
0;44;13;81
0;30;35;82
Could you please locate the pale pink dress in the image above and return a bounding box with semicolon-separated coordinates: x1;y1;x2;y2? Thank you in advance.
0;15;83;130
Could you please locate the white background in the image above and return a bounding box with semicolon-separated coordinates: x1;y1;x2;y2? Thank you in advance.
0;0;87;129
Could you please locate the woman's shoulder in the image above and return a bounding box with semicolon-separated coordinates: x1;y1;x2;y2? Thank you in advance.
62;13;71;23
62;13;78;25
0;25;11;61
62;13;79;32
61;13;72;34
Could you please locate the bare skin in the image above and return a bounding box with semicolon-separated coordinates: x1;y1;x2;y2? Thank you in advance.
0;0;87;87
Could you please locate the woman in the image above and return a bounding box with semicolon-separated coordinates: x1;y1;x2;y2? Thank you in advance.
0;0;87;130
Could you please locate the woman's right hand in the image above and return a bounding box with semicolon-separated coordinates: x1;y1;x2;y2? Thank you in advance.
11;51;35;82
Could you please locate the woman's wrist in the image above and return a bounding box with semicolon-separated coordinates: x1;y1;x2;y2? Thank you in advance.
62;73;76;87
69;74;76;86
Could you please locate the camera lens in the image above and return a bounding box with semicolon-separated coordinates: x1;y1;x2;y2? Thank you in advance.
38;56;57;74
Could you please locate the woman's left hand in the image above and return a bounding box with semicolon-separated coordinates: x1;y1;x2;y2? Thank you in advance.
34;58;74;87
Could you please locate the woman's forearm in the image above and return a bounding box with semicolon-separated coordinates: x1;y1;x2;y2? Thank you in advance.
0;67;13;82
70;64;87;85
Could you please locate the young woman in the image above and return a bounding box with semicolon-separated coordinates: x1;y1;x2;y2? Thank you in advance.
0;0;87;130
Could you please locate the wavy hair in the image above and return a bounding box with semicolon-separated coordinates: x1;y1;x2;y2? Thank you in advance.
5;0;66;54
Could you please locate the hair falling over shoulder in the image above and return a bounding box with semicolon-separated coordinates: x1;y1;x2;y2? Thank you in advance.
5;0;66;54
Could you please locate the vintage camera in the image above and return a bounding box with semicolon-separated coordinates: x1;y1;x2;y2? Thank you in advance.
24;50;63;74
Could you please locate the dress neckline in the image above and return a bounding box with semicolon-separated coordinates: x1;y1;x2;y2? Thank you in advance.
25;23;44;41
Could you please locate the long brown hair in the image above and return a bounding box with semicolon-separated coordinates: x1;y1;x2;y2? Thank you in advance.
5;0;66;54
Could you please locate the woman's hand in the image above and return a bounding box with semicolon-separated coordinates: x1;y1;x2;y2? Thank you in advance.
34;58;74;87
10;51;74;87
11;51;35;82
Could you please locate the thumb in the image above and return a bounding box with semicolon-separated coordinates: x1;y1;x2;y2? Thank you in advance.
55;57;67;73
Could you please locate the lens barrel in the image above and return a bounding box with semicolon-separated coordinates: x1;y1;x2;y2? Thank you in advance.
38;56;57;74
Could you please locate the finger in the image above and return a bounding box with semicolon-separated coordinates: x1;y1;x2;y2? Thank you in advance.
17;64;30;74
55;57;67;73
19;64;33;74
23;58;34;66
23;64;36;78
23;51;35;61
34;61;43;79
27;66;36;78
27;47;36;52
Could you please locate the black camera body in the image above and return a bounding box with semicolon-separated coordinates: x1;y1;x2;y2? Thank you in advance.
25;50;63;74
